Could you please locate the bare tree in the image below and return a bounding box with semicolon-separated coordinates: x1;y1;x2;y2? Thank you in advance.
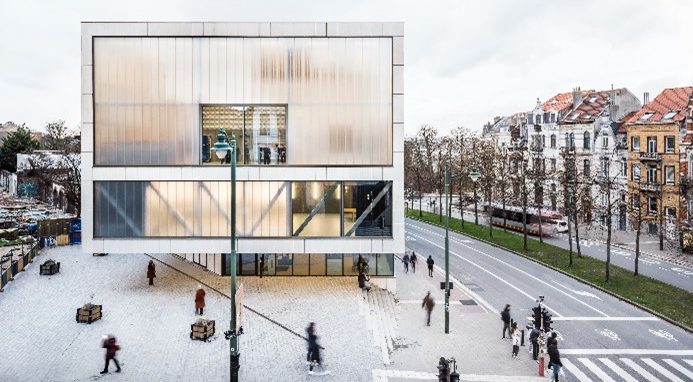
510;142;530;250
593;152;622;282
528;134;549;243
477;140;497;237
495;144;511;231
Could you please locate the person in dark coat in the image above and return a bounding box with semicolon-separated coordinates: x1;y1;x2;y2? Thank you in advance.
307;324;322;373
426;256;435;277
529;325;541;360
147;260;156;286
547;331;558;348
410;252;418;273
422;291;435;326
195;286;206;315
547;343;563;382
259;254;265;278
402;253;410;273
305;322;315;364
356;255;368;274
100;335;121;374
501;304;511;339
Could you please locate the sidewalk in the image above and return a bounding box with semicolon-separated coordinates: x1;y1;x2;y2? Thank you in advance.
378;254;544;381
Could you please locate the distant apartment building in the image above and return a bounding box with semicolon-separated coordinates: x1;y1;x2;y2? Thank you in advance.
625;86;693;240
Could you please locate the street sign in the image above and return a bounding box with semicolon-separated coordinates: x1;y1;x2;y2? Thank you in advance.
440;282;453;290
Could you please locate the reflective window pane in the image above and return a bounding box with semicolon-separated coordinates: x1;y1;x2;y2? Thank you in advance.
292;182;341;237
376;254;394;276
293;254;310;275
309;254;325;275
343;182;392;237
275;254;293;276
326;254;343;275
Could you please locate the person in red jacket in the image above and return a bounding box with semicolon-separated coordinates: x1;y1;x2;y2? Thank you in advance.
195;286;206;315
100;335;121;374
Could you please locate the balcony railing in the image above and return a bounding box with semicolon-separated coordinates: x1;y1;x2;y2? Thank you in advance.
639;152;661;161
640;182;662;192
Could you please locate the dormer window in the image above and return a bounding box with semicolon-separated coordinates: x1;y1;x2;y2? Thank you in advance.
662;111;677;120
639;112;654;121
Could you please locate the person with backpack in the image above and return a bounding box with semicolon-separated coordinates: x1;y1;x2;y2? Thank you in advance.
402;253;410;273
410;252;417;273
501;304;511;339
100;335;121;374
547;342;563;381
422;291;435;326
426;255;435;277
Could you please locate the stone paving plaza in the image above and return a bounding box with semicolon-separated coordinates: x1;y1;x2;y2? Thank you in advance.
0;246;543;381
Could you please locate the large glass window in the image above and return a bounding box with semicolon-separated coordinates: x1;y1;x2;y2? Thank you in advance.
326;254;343;275
342;181;393;237
202;105;287;166
292;182;341;237
310;254;326;275
293;254;310;275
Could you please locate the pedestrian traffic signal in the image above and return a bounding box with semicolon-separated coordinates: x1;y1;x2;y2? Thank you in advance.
541;308;552;331
531;306;541;328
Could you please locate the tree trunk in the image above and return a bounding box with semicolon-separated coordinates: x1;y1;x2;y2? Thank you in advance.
418;190;423;217
574;209;582;257
488;190;493;238
538;202;544;244
606;193;612;282
438;191;443;223
522;182;528;251
459;180;465;228
635;226;641;276
502;196;507;232
473;185;479;225
567;210;574;267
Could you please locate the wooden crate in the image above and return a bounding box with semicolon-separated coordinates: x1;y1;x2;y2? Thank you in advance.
76;304;102;324
39;261;60;275
190;320;215;340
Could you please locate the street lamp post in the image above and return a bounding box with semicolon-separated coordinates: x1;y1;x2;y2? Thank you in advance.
469;169;481;225
212;129;240;382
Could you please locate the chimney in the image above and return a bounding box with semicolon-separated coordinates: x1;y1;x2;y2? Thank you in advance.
572;86;583;107
643;92;650;105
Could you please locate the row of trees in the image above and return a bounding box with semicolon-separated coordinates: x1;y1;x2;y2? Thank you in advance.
404;125;663;282
0;120;81;215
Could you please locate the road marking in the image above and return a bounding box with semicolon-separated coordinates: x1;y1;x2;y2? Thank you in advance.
649;329;678;341
550;316;658;321
407;231;561;316
562;359;594;382
663;359;693;380
596;328;621;341
408;222;608;317
578;358;615;382
640;258;661;265
642;358;685;382
562;349;693;356
620;358;663;382
371;369;545;381
551;280;603;300
686;359;693;367
598;358;639;382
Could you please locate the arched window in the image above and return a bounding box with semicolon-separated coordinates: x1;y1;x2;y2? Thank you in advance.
570;133;575;149
583;131;591;149
550;134;556;148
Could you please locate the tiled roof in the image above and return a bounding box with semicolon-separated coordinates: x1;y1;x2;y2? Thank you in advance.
541;90;592;112
625;86;693;124
562;90;615;123
617;111;637;133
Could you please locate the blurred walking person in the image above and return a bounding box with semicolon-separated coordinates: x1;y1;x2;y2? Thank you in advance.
511;322;520;359
100;335;121;374
195;285;206;315
501;304;511;339
410;252;417;273
422;291;435;326
547;342;563;381
147;260;156;286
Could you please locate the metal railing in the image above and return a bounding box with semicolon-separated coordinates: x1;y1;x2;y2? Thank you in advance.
0;242;39;292
639;182;662;192
639;152;661;161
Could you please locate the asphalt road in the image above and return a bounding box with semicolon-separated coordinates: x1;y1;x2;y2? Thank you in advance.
406;217;693;382
413;204;693;292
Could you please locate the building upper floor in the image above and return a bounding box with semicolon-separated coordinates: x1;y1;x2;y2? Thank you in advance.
81;22;404;168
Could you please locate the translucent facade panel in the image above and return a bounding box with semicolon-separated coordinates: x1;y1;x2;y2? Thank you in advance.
293;254;310;275
93;37;391;166
94;181;288;237
309;254;326;275
291;182;341;237
376;253;395;276
326;254;343;275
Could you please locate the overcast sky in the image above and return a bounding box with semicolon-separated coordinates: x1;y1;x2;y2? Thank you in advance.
1;0;692;137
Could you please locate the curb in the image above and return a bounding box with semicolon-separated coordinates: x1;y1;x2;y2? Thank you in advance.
406;216;693;334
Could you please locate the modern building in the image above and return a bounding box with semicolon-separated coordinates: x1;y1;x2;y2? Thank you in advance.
625;86;693;241
80;22;404;288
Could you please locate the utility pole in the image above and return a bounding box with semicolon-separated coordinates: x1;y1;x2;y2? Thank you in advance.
444;164;450;334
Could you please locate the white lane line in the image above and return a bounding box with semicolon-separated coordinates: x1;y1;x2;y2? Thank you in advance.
371;369;546;381
562;359;594;382
620;358;663;382
663;359;693;380
578;358;615;382
643;358;685;382
598;358;639;382
562;349;693;356
408;231;562;316
408;222;608;317
684;359;693;367
412;221;609;317
550;316;658;321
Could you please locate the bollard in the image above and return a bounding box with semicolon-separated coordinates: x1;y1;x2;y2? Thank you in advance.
521;329;525;346
538;355;545;377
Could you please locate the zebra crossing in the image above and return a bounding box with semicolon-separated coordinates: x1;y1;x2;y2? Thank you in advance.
558;356;692;382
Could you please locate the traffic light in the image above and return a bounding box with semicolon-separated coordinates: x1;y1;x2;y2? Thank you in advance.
532;306;541;329
541;308;553;331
